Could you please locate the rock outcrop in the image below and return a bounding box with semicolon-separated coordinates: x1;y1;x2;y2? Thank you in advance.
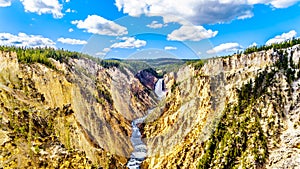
135;69;159;90
0;51;154;168
141;45;300;168
1;44;300;169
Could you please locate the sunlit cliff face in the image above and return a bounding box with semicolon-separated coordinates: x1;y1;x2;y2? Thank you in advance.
1;44;300;169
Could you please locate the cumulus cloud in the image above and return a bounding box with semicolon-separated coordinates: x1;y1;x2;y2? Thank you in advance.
270;0;300;8
0;0;11;7
167;25;218;41
207;42;242;54
0;32;56;48
20;0;63;19
72;15;128;36
110;37;146;49
146;21;166;29
247;0;300;8
162;16;218;42
57;37;87;45
164;46;177;50
266;30;297;45
115;0;252;25
115;0;299;25
68;28;74;32
115;0;148;17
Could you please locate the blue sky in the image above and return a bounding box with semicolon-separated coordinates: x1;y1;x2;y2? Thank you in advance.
0;0;300;59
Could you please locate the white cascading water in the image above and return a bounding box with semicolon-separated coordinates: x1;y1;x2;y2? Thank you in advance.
126;116;147;169
154;79;167;99
127;79;166;169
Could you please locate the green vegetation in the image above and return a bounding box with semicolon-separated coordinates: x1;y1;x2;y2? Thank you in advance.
7;109;55;140
198;50;299;168
198;72;271;169
99;59;122;69
244;38;300;54
0;85;96;168
142;67;164;78
0;45;89;69
123;58;186;76
98;58;187;78
171;81;181;92
1;46;189;78
122;60;152;74
96;83;113;106
186;59;205;70
148;38;300;76
274;50;297;84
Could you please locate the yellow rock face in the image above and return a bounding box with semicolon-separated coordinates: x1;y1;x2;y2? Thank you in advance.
1;45;300;169
142;46;300;169
0;51;154;168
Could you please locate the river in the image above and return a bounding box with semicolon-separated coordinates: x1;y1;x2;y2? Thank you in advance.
126;79;166;169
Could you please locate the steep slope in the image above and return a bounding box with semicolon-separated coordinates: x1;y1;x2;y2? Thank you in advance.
141;46;300;168
0;50;155;168
1;44;300;169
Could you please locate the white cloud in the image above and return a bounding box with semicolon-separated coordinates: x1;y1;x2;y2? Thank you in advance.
110;37;146;49
162;15;190;25
167;25;218;41
266;30;297;45
20;0;63;19
68;28;74;32
237;10;254;19
146;21;166;29
164;46;177;50
115;0;148;17
96;48;111;56
207;42;242;54
270;0;300;8
249;42;258;47
72;15;128;36
103;47;111;52
247;0;300;8
57;37;87;45
96;52;106;56
0;0;11;7
0;32;56;48
65;8;76;13
115;0;299;25
66;0;70;3
156;15;218;42
115;0;252;25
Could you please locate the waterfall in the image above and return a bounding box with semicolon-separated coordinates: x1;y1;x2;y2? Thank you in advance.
127;79;165;169
154;79;166;99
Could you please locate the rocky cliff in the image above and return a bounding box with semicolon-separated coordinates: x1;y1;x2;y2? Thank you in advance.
141;46;300;168
0;50;155;168
1;44;300;169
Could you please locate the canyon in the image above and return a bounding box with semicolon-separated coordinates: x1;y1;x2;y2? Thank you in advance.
0;44;300;169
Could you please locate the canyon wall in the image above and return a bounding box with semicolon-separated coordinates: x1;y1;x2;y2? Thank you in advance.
0;51;154;168
1;45;300;169
142;46;300;168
